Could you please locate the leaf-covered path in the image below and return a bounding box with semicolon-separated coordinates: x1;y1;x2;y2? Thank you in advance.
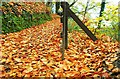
0;15;120;78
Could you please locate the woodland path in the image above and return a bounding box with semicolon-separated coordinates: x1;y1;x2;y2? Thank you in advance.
0;15;119;78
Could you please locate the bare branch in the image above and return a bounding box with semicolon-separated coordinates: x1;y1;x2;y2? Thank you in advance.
83;0;90;20
69;0;78;7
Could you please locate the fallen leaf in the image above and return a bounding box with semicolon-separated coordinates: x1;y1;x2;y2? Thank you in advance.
14;58;22;62
23;67;33;73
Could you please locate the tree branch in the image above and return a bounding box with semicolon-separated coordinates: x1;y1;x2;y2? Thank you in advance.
75;5;96;14
69;0;78;7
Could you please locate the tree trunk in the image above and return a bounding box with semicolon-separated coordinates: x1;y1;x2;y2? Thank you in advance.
97;0;106;29
83;0;90;21
118;2;120;42
56;2;61;14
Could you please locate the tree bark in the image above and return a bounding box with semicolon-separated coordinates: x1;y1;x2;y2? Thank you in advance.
56;2;61;14
83;0;90;21
118;2;120;42
97;0;106;29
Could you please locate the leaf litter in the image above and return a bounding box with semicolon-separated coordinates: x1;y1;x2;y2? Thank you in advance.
0;15;120;78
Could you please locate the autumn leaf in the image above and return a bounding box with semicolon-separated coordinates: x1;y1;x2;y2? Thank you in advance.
0;14;119;78
101;72;110;78
80;67;90;73
23;67;33;73
14;58;22;62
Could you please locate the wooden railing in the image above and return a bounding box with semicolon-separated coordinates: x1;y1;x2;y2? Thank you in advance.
60;2;98;60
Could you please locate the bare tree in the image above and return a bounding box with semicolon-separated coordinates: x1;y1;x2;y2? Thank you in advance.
97;0;106;29
83;0;90;21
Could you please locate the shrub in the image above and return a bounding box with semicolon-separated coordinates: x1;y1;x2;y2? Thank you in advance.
1;2;52;34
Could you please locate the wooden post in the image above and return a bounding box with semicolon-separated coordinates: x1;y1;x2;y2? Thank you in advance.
61;2;68;49
60;2;68;60
60;2;98;60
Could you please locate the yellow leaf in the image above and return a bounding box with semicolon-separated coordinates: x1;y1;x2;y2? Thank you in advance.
23;67;33;73
14;58;22;62
93;74;101;79
10;73;16;77
108;64;114;71
0;65;5;71
1;59;6;63
80;67;90;73
41;58;48;64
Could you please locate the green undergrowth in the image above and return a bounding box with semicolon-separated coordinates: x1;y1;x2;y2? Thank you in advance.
2;12;52;34
68;18;118;41
2;2;52;34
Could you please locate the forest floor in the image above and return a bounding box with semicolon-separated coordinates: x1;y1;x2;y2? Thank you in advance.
0;14;120;78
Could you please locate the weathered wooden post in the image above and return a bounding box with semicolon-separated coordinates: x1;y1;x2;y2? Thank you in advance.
60;2;98;60
60;2;68;60
62;2;68;49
